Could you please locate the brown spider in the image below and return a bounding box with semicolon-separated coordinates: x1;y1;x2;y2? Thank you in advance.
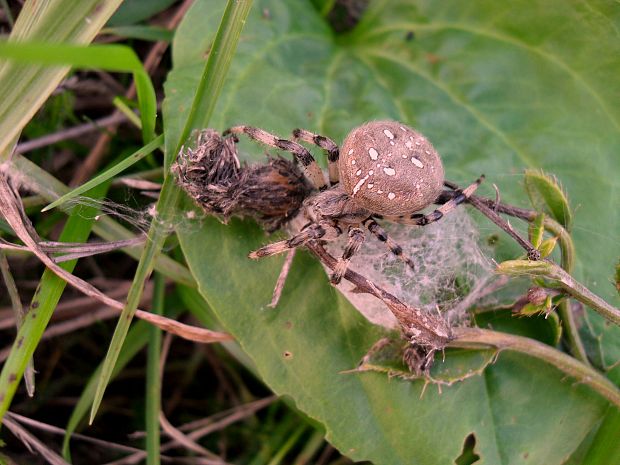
224;120;484;284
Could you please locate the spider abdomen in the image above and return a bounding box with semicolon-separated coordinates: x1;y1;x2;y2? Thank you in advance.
339;121;444;216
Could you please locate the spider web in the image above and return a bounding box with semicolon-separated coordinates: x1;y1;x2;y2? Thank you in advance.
327;208;494;329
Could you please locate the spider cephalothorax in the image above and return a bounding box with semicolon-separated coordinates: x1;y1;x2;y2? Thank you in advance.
224;120;484;284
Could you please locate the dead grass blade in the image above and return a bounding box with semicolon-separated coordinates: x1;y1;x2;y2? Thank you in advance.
0;251;35;396
3;415;69;465
0;236;146;262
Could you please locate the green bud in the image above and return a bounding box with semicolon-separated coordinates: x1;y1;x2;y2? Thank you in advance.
528;213;545;249
524;169;573;230
538;236;558;258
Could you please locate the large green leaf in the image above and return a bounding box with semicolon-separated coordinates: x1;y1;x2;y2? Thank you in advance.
169;0;620;463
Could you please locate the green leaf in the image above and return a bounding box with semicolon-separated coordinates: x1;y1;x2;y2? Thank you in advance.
171;1;620;463
528;213;545;249
523;169;573;230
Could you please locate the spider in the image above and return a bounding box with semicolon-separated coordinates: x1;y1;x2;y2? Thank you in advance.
223;120;484;285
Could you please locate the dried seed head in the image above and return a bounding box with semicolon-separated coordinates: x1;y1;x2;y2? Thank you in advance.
339;121;444;216
173;129;311;231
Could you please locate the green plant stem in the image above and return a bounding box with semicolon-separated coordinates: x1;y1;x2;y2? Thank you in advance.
470;194;589;363
543;217;589;364
451;327;620;409
498;260;620;327
146;273;164;465
267;423;308;465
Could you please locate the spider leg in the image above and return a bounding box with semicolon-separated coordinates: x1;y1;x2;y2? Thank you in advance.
249;221;341;259
292;128;340;186
331;226;365;285
441;180;540;260
392;175;484;226
224;126;328;191
363;219;415;269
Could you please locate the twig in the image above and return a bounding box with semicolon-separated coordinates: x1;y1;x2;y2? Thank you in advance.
115;397;276;464
15;113;128;153
467;195;540;260
0;236;146;263
2;415;69;465
5;411;147;456
0;280;133;330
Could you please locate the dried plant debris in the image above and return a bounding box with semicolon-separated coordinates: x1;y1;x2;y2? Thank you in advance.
172;129;313;232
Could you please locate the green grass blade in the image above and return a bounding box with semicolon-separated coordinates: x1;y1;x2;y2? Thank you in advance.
146;273;164;465
0;41;156;143
581;408;620;465
175;0;255;164
62;321;152;460
0;0;123;158
88;0;254;424
113;96;143;128
41;134;164;212
0;182;108;423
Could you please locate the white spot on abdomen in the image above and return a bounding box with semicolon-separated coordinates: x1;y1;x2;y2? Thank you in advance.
356;169;362;176
383;129;394;139
383;167;396;176
348;149;354;155
388;192;396;200
411;157;424;168
405;140;414;150
368;148;379;160
353;175;369;196
351;159;356;165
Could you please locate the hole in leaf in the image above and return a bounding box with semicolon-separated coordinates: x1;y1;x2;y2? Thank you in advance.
322;0;370;33
454;433;480;465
